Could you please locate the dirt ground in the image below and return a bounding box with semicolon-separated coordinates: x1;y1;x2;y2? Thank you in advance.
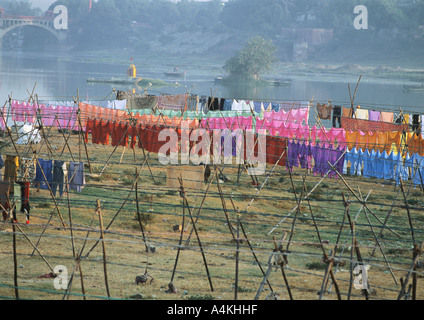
0;128;423;301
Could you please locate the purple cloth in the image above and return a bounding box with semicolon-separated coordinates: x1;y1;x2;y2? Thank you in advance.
369;110;381;122
286;140;300;171
68;162;85;192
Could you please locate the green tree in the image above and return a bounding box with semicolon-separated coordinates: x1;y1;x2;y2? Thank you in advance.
0;0;42;15
224;36;277;81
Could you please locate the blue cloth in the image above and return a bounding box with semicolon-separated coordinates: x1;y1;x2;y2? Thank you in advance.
410;154;424;187
51;160;65;197
68;162;85;192
414;157;424;187
271;103;280;112
394;153;404;186
223;99;232;111
382;151;396;180
35;159;52;190
362;149;372;178
253;101;262;113
345;148;362;176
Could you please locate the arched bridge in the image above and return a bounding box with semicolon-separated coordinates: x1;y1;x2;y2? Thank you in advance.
0;9;67;49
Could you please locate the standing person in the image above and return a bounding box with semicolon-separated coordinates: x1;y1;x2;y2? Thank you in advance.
17;156;36;224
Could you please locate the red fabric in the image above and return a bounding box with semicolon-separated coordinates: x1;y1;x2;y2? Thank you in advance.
111;122;129;147
266;136;287;166
85;118;95;143
341;117;408;133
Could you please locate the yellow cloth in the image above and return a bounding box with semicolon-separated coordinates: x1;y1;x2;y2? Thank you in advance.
403;114;410;125
387;131;400;154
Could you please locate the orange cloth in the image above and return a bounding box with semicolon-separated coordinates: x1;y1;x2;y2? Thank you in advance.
79;103;89;126
376;132;388;152
346;131;358;150
420;135;424;156
386;131;400;154
357;130;367;150
408;133;424;156
366;131;377;151
342;107;353;118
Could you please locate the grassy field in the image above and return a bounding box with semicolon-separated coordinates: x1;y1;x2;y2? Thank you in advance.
0;127;423;301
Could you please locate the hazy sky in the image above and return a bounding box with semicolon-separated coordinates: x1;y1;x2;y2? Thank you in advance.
30;0;55;11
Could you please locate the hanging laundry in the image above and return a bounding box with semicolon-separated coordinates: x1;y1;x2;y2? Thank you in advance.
35;159;53;190
298;142;313;170
253;101;262;113
4;155;19;182
207;97;220;111
317;103;332;120
52;161;66;198
368;110;381;122
374;131;386;153
68;162;85;193
16;181;30;222
223;99;232;112
380;112;394;123
412;114;420;133
403;114;410;126
355;108;369;120
411;155;424;187
362;149;372;178
366;131;378;152
266;136;287;166
342;107;353;118
350;148;363;177
332;105;342;128
286;140;300;171
421;115;424;137
357;130;368;151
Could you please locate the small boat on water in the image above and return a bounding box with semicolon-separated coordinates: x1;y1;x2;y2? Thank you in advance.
264;79;292;86
403;83;424;93
164;71;186;78
87;77;143;85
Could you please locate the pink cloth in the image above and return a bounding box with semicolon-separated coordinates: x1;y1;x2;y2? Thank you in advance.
328;128;346;149
380;111;394;123
296;124;310;142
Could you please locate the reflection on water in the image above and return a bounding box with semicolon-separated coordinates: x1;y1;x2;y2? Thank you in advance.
1;50;423;114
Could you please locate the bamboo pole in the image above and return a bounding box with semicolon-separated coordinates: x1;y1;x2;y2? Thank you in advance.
178;176;214;292
12;222;19;300
97;200;111;298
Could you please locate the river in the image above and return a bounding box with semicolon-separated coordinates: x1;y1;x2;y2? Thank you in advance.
1;49;423;115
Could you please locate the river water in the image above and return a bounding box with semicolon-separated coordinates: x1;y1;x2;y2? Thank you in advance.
1;49;423;114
